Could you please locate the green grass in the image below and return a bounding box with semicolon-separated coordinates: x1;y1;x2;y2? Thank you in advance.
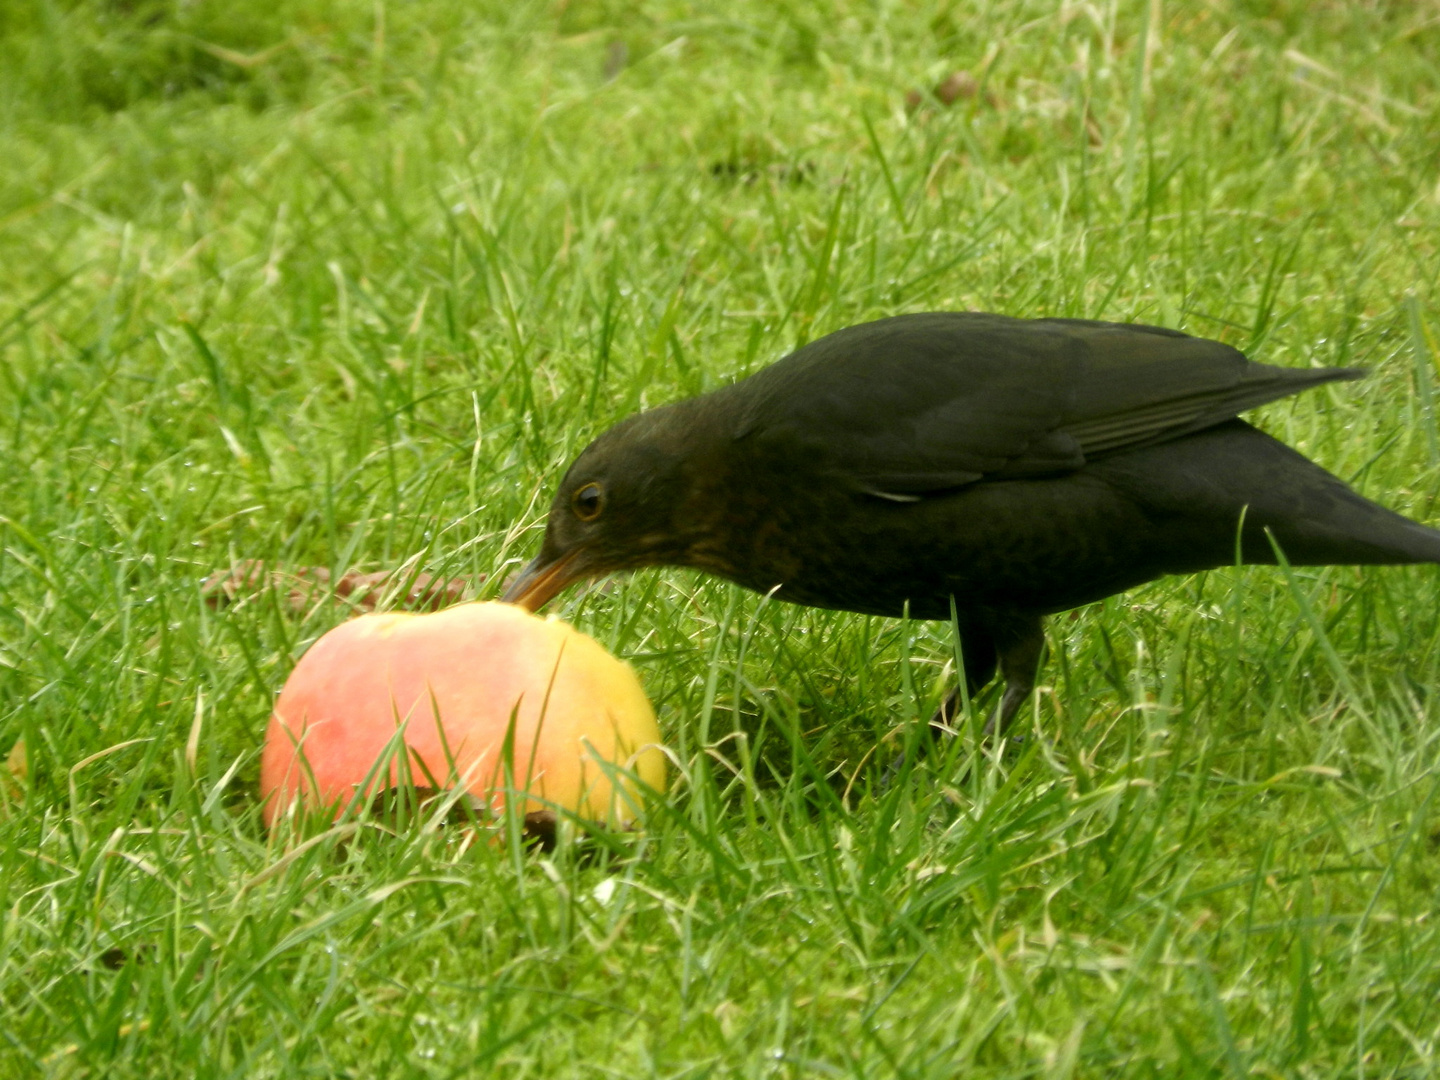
2;0;1440;1075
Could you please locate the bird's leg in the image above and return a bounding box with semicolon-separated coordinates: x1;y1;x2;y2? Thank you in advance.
882;614;1043;786
883;623;996;786
929;626;997;738
986;615;1046;738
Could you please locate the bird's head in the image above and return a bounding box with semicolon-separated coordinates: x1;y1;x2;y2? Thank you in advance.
502;404;716;611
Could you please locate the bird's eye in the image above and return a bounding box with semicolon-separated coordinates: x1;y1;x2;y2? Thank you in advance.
572;482;605;521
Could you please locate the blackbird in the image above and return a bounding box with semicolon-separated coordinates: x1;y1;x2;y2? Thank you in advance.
504;312;1440;731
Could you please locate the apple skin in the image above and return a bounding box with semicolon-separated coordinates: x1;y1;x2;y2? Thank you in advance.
260;602;665;829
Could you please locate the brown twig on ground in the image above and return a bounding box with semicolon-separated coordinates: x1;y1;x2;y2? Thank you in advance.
201;560;477;613
905;70;999;114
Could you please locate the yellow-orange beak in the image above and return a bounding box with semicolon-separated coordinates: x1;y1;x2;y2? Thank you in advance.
501;550;586;611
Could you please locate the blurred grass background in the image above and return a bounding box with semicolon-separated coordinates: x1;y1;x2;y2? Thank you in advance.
2;0;1439;1075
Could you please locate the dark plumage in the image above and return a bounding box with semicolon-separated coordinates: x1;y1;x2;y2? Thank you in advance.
504;312;1440;730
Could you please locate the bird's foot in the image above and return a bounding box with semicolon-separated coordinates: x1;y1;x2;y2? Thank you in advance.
879;689;998;790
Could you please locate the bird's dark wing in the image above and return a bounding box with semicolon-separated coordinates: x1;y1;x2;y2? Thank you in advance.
734;312;1360;498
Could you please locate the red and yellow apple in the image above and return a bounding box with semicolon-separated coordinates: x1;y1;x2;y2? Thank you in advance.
260;602;665;830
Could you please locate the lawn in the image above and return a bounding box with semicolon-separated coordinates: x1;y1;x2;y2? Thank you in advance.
2;0;1439;1075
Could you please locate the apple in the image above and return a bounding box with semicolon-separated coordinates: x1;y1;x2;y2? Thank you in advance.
260;602;665;830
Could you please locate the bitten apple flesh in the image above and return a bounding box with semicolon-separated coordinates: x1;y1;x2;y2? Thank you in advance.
260;602;665;829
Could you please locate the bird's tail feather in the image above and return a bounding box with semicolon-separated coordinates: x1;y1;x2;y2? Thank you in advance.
1095;418;1440;569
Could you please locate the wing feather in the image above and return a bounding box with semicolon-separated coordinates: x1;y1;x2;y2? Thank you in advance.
735;312;1361;497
